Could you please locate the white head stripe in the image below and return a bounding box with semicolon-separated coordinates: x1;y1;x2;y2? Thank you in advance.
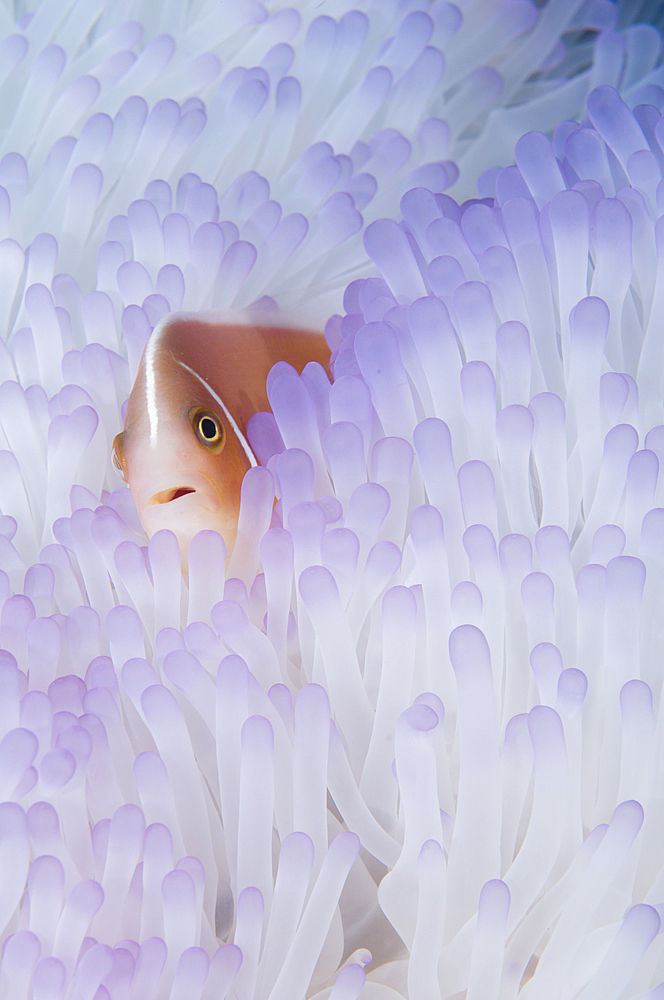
176;360;258;468
144;335;160;447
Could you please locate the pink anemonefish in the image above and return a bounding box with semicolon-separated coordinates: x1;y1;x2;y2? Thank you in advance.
112;313;330;560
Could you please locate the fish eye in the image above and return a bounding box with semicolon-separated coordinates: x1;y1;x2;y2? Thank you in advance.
190;408;225;452
111;432;127;481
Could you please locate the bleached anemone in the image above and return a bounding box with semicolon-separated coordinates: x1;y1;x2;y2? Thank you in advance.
1;0;664;997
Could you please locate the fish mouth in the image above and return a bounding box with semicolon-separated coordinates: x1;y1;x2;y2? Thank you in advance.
136;472;222;516
134;473;237;557
150;486;197;504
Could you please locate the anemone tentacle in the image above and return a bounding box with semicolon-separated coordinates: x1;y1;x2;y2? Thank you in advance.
1;1;664;998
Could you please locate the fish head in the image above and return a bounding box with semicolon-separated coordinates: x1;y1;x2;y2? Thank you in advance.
113;342;255;561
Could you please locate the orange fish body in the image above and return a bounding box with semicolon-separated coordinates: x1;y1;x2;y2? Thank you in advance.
113;314;330;558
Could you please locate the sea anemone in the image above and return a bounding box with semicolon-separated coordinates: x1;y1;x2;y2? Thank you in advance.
1;0;664;998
